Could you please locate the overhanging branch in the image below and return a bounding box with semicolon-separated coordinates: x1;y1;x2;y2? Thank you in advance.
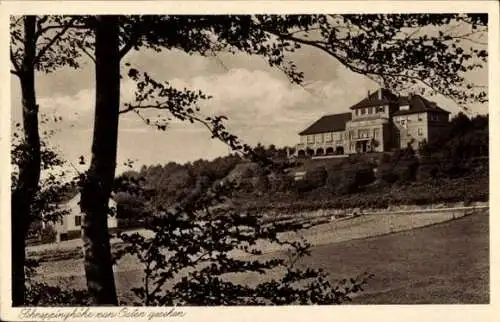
10;48;21;73
34;18;77;66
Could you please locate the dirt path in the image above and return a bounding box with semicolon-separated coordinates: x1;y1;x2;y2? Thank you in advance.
33;207;480;278
27;205;486;256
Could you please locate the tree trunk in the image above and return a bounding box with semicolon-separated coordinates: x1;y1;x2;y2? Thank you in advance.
80;15;120;305
11;16;40;307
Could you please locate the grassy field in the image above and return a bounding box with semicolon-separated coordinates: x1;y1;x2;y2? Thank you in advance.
295;212;489;304
34;210;488;305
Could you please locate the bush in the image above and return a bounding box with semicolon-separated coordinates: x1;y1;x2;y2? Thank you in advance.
25;259;92;306
63;229;81;241
354;165;376;186
377;164;399;184
40;225;56;244
304;166;327;187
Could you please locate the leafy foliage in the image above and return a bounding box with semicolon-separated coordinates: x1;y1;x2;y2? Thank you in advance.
10;16;89;74
24;259;92;306
11;119;80;231
114;180;372;305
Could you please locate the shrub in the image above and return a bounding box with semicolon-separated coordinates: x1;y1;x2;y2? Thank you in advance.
114;181;372;306
304;166;328;188
377;164;399;184
354;165;376;186
40;225;56;244
64;229;81;241
25;259;91;306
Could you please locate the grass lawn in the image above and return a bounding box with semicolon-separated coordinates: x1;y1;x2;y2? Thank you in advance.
293;212;489;304
37;211;488;305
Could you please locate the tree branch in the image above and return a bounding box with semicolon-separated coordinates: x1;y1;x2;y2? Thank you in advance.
34;18;77;66
35;22;88;38
121;104;248;156
263;27;483;109
10;48;21;73
119;31;141;59
79;45;96;63
35;16;49;38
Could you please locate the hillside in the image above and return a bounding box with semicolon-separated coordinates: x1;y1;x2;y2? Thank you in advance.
109;112;488;227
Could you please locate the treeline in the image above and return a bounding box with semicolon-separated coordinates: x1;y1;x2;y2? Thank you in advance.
114;113;488;224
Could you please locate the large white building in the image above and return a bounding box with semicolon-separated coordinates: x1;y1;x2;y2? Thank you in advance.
296;88;451;157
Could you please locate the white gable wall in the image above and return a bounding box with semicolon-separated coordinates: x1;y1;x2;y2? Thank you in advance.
55;193;118;239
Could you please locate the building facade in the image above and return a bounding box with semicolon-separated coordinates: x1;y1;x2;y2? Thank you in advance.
54;193;118;242
296;88;450;157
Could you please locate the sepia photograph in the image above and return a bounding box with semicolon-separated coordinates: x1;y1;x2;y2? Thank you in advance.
1;1;499;321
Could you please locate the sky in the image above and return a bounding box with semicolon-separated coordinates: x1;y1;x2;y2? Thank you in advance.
10;36;488;175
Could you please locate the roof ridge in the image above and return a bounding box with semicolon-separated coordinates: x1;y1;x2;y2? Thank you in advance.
299;112;352;135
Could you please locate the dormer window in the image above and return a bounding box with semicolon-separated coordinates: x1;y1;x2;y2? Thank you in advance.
399;104;410;111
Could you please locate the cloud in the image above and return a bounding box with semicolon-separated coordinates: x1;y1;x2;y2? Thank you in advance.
168;68;367;124
27;64;381;168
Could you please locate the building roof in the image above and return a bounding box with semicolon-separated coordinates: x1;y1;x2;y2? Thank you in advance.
299;112;352;135
349;89;399;110
393;94;450;116
299;89;450;135
63;192;116;207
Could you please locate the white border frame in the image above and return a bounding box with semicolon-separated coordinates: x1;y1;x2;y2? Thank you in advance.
1;1;498;321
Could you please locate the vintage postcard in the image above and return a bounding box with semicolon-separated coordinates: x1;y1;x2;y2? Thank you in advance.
1;1;499;321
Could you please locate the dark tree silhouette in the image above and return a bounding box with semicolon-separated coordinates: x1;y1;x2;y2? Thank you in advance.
10;15;85;306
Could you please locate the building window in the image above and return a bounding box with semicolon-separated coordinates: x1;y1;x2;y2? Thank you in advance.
376;106;385;113
355;109;359;116
400;119;406;126
418;128;423;136
75;215;82;227
361;108;366;115
368;107;373;114
358;129;369;138
316;134;323;143
307;135;314;143
418;113;423;121
325;132;333;142
373;128;380;139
